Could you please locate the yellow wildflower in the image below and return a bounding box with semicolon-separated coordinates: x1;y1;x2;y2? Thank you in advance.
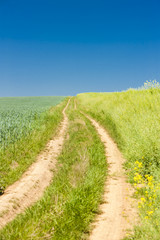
141;197;146;202
147;211;153;215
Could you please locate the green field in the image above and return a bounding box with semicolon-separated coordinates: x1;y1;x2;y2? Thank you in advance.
0;89;160;239
0;98;107;240
0;96;65;150
0;96;65;191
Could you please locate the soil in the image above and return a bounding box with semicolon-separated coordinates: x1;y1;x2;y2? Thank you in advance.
0;99;70;229
86;115;137;240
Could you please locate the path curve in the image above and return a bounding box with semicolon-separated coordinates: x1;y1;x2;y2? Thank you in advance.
85;114;137;240
0;99;70;229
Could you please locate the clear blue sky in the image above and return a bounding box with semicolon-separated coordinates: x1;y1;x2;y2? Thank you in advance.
0;0;160;96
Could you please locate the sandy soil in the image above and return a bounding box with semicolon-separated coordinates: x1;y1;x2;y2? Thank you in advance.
0;99;70;229
86;115;137;240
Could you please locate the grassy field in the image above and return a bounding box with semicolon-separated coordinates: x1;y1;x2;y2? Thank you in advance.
0;96;65;150
0;96;65;192
77;89;160;239
1;89;160;239
0;98;107;240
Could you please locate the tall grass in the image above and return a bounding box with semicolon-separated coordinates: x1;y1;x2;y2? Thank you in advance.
77;89;160;239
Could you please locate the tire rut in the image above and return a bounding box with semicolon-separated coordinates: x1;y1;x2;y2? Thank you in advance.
0;99;70;229
84;114;137;240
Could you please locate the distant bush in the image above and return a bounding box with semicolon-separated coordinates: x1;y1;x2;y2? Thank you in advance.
140;80;160;90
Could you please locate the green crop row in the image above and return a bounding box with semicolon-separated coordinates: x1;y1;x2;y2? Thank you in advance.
0;96;65;151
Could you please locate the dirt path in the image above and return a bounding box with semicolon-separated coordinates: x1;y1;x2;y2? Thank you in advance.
0;99;70;229
85;114;137;240
74;98;77;110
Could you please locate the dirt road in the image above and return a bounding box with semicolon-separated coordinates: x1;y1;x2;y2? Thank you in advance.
0;99;70;229
85;115;137;240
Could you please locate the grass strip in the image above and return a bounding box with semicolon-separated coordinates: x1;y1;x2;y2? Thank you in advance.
0;98;107;240
77;90;160;239
0;98;67;191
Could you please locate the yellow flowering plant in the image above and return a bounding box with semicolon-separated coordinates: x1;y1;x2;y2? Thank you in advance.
133;158;160;220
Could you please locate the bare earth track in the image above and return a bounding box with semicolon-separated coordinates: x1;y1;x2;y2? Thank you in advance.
0;99;70;229
85;114;137;240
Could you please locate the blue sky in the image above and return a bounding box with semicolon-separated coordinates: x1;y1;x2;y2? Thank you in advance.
0;0;160;96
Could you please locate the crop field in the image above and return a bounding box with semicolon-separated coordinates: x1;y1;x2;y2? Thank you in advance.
0;96;65;190
0;89;160;239
0;96;64;151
